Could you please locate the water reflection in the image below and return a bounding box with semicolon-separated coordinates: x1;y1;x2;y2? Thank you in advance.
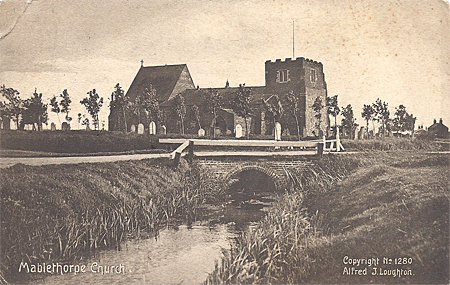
31;224;235;285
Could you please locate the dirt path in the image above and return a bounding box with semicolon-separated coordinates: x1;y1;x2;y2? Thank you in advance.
0;153;171;168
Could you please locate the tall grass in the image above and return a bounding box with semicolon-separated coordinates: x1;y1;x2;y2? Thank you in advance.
205;155;356;284
0;159;216;282
205;153;449;284
342;136;448;151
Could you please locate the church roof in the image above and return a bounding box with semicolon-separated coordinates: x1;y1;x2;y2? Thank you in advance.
125;64;189;102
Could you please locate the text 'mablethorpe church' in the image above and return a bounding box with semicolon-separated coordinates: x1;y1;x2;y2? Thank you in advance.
108;57;330;138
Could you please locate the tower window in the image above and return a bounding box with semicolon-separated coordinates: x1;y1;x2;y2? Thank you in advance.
276;69;290;83
310;69;317;82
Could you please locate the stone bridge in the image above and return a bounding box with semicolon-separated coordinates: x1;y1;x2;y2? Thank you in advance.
194;157;315;191
160;138;343;191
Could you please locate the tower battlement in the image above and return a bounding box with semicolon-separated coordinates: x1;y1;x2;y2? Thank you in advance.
265;57;322;66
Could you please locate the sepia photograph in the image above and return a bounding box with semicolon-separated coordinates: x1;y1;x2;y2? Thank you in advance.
0;0;449;284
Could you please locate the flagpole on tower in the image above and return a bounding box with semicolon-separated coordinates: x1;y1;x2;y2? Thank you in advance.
292;21;295;59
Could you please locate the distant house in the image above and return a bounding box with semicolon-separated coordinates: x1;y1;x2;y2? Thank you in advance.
109;57;330;138
414;125;427;137
427;118;449;138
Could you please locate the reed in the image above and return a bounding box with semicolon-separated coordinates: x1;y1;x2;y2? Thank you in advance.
205;153;449;284
0;158;213;282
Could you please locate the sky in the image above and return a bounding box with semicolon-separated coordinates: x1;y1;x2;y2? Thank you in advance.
1;0;449;130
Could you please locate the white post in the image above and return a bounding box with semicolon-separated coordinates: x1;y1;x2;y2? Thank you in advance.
336;126;340;152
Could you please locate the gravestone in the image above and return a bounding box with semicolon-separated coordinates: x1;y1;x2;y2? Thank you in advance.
149;121;156;135
138;123;144;134
226;129;232;136
358;126;365;140
62;122;70;131
214;128;221;136
275;122;282;141
130;124;136;133
235;124;243;138
198;128;205;137
51;122;56;131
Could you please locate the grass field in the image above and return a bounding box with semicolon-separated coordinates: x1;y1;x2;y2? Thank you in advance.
205;152;449;284
0;130;160;154
342;137;449;151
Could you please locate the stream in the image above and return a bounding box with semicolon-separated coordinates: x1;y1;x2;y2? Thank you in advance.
27;173;278;285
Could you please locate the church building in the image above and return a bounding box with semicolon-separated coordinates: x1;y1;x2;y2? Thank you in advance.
109;57;329;138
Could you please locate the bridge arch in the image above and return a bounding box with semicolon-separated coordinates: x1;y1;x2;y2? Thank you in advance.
224;162;290;191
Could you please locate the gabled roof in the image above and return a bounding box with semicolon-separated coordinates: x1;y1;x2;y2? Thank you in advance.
125;64;191;102
428;121;448;131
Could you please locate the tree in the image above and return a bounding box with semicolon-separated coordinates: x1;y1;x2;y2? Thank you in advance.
50;95;61;125
127;85;160;129
110;83;129;132
77;112;82;130
59;89;72;123
141;85;160;124
81;115;90;129
192;104;201;130
372;98;390;137
405;113;416;134
262;95;283;137
341;104;358;139
232;84;253;139
129;93;142;125
311;96;324;137
0;85;24;129
284;90;301;140
361;104;375;137
0;101;7;127
23;88;48;131
206;90;223;138
174;93;186;134
393;104;416;135
80;89;103;130
392;104;407;132
326;94;340;136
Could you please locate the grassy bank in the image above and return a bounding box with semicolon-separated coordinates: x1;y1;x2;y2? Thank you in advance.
342;137;449;151
0;159;217;283
0;130;160;154
205;152;449;284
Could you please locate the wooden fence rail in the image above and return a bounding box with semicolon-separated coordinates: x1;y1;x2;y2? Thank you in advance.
164;137;344;164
